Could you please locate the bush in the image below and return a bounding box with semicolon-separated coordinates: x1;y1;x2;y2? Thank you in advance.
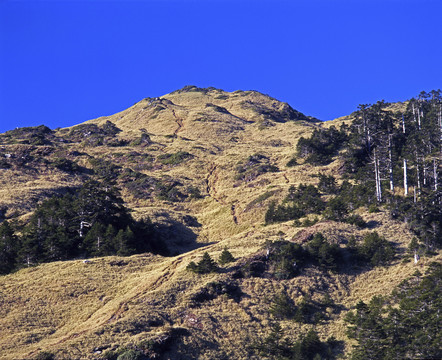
187;252;218;274
265;184;324;224
191;280;242;304
218;247;235;265
51;158;81;173
345;214;366;228
306;233;342;272
323;197;349;221
187;185;203;199
286;157;297;167
358;232;395;266
265;201;305;224
34;352;55;360
235;154;279;181
116;350;144;360
267;240;306;279
158;151;193;165
317;173;337;194
270;291;295;319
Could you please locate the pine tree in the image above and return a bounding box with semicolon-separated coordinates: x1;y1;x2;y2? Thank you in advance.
218;247;235;265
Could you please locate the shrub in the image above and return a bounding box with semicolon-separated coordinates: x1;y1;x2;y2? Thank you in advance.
235;154;279;181
187;252;218;274
270;291;295;319
51;158;80;173
267;240;306;279
358;232;395;266
317;173;337;194
191;280;242;304
116;350;144;360
345;214;366;228
158;151;193;165
286;157;297;167
218;247;235;265
368;204;380;213
306;233;342;272
265;201;305;224
187;185;203;199
323;197;349;221
34;351;55;360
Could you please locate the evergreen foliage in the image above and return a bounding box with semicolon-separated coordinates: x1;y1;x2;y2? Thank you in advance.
1;180;159;273
218;247;235;265
305;233;342;272
265;184;324;224
157;151;193;166
269;291;296;319
345;262;442;359
297;125;347;165
296;90;442;252
252;324;341;359
357;232;395;266
266;240;306;279
0;221;18;274
186;252;218;274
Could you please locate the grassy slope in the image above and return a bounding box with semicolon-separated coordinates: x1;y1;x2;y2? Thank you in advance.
0;88;437;359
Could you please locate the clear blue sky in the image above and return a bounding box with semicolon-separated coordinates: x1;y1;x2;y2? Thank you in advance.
1;0;441;133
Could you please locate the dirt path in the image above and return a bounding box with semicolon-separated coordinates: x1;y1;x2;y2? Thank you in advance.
205;164;238;225
171;109;184;136
206;164;223;204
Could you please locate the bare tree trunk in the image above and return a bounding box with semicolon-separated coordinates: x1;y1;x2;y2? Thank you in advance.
402;114;406;133
374;149;382;202
388;134;394;191
404;158;408;196
417;104;422;130
434;158;438;191
416;161;421;195
412;103;417;124
439;104;442;155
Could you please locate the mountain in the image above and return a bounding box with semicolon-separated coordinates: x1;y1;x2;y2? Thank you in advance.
0;86;440;360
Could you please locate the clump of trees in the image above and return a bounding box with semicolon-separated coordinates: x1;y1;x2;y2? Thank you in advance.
0;180;164;274
345;262;442;359
251;323;342;359
269;91;442;255
348;232;395;267
297;125;347;165
265;184;324;224
234;231;395;282
342;93;442;251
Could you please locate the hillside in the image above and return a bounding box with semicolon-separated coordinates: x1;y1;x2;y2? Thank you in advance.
0;86;440;360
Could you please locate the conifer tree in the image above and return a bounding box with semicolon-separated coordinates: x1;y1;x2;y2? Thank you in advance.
0;221;18;274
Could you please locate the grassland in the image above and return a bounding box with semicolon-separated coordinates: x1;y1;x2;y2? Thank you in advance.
0;87;438;359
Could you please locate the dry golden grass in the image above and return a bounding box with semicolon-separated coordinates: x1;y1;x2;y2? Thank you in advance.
0;88;439;359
